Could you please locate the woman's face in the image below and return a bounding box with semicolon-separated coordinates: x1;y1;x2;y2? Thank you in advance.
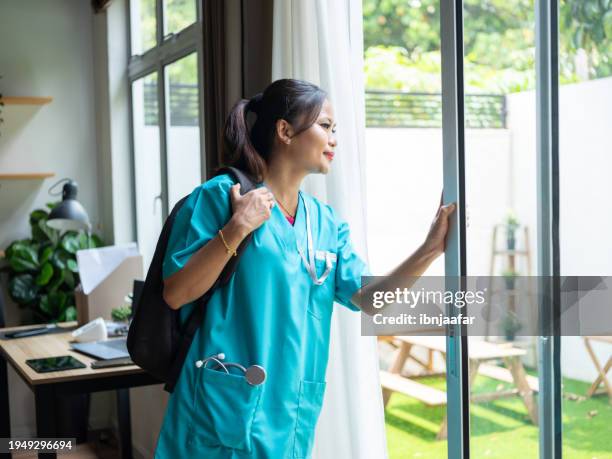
284;98;338;175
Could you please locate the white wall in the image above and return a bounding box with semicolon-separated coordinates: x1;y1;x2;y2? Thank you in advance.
0;0;101;251
365;127;512;277
507;77;612;382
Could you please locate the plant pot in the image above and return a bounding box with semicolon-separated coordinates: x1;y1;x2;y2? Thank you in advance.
506;236;516;251
505;333;516;342
504;278;516;290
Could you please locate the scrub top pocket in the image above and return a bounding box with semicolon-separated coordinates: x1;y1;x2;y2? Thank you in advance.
293;379;327;459
307;251;337;319
189;366;263;452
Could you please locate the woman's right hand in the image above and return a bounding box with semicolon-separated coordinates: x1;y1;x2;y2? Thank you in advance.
229;183;275;234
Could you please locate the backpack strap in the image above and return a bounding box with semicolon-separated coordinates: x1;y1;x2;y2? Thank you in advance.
215;167;258;285
163;166;258;392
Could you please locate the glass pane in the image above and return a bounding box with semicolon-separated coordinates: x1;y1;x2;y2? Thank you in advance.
559;0;612;457
164;53;202;209
132;73;163;269
163;0;197;36
130;0;157;55
363;0;447;456
462;1;540;457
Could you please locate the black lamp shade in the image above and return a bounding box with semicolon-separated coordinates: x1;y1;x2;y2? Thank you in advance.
47;180;91;232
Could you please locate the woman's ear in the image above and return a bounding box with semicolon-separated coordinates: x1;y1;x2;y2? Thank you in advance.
275;119;294;145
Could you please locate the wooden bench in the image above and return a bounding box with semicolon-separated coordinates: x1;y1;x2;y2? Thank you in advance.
380;370;447;406
380;335;539;439
478;363;539;392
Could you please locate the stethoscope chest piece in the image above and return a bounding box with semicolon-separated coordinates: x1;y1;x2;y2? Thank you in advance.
245;365;266;386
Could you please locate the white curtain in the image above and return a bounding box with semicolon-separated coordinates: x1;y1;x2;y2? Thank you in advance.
272;1;388;458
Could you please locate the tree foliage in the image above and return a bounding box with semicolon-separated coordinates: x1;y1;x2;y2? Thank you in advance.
363;0;611;93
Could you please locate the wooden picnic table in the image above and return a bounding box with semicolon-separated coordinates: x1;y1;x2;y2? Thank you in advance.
380;335;539;440
583;336;612;404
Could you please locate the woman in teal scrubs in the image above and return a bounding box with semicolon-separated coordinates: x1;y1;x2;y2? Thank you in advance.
154;79;455;458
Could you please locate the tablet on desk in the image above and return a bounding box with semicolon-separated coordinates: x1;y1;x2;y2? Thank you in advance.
25;355;86;373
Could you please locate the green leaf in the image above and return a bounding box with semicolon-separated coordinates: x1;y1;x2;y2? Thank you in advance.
64;269;76;289
90;234;104;248
29;209;48;225
30;209;49;241
39;294;52;316
38;220;59;245
66;259;78;273
35;262;54;286
592;22;605;43
77;232;91;250
40;291;68;318
603;11;612;38
39;245;54;265
582;0;601;22
51;249;70;270
9;274;39;304
7;242;39;272
47;269;66;293
573;26;584;48
61;232;80;254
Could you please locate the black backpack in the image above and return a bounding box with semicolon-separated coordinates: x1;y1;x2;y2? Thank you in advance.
127;166;257;393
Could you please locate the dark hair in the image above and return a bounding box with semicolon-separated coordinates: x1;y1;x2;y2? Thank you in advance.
221;78;327;182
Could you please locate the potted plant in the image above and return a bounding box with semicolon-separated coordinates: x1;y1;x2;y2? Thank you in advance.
505;210;520;250
111;304;132;324
1;202;104;442
502;268;519;290
500;310;522;341
1;202;104;324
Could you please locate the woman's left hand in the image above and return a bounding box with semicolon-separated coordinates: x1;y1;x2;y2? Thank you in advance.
422;191;456;257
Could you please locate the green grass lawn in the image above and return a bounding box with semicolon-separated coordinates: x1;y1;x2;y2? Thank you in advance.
385;372;612;458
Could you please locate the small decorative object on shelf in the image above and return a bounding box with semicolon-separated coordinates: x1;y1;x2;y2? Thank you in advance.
111;294;133;324
505;209;520;250
502;268;519;290
500;310;522;341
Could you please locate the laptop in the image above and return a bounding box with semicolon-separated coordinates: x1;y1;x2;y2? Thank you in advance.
70;280;144;360
71;337;129;360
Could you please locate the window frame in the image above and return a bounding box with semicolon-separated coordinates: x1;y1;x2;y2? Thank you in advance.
126;0;206;223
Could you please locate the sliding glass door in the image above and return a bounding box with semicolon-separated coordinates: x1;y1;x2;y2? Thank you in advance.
439;1;561;458
364;0;610;457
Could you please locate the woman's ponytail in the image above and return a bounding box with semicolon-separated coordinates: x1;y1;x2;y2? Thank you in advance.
222;98;267;182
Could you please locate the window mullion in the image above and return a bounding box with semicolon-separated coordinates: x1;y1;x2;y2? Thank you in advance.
128;23;200;81
157;64;169;221
440;0;470;457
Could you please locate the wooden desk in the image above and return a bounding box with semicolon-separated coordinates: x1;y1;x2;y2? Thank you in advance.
380;335;539;440
0;321;162;458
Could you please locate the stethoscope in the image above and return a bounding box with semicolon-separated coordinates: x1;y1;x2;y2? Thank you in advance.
195;353;266;386
296;192;335;285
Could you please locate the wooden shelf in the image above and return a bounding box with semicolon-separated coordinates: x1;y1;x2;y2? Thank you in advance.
0;173;55;180
0;96;53;105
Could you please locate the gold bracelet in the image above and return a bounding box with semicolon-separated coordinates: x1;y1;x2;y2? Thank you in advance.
218;229;237;257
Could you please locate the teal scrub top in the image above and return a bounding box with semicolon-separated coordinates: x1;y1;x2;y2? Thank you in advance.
153;173;370;459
